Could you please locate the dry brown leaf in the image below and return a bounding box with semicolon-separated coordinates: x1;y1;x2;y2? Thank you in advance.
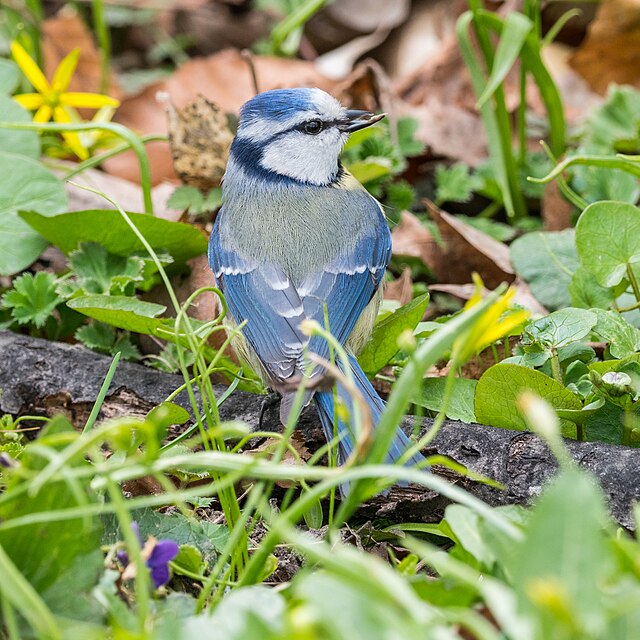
104;49;333;184
172;3;274;56
376;0;462;80
306;0;411;54
570;0;640;94
541;179;574;231
430;278;548;316
42;9;122;100
391;210;437;271
162;93;233;191
425;200;515;287
384;267;413;305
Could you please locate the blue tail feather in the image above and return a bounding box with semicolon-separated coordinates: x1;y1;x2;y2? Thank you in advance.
313;353;425;494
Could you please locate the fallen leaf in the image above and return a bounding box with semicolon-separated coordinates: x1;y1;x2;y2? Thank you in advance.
426;200;515;287
391;210;437;271
375;0;462;80
306;0;411;54
172;3;274;56
430;278;548;316
570;0;640;94
162;93;233;191
541;179;574;231
384;267;413;305
104;49;333;184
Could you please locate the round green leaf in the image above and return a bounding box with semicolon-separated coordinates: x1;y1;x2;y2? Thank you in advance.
576;200;640;287
0;96;41;159
510;229;578;310
0;151;67;276
475;363;582;436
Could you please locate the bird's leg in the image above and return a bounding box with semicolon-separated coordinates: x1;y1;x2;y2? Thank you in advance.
259;391;282;430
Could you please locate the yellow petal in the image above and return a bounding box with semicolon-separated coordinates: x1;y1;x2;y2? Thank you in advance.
51;48;80;92
33;104;52;123
53;106;89;160
10;41;50;94
60;92;120;109
477;310;530;350
13;93;44;110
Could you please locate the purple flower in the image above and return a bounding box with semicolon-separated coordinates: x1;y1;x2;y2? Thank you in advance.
0;452;15;468
119;522;179;589
147;539;179;588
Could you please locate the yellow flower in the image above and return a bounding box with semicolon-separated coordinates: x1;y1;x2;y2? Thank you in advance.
452;273;530;364
11;41;119;160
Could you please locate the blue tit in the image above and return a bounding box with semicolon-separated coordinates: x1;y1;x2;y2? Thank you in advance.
208;87;424;486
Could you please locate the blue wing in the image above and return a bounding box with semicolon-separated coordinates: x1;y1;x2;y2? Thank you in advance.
209;197;391;383
301;222;391;360
209;223;307;383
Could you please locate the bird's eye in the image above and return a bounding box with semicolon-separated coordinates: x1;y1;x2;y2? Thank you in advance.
303;120;324;135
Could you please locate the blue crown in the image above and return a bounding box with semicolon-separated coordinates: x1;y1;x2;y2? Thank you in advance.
239;89;317;125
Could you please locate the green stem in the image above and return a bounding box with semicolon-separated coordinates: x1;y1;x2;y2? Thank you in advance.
618;299;640;313
627;263;640;303
0;121;154;214
550;349;563;384
92;0;111;94
82;352;120;434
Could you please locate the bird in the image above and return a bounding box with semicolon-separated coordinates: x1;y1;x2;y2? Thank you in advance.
208;87;424;488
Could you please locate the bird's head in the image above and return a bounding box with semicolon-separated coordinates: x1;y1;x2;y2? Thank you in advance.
230;88;385;186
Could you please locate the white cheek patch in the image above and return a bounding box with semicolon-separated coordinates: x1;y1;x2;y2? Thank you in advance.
261;129;347;185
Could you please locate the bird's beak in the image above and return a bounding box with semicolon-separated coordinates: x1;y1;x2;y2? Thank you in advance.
340;109;386;133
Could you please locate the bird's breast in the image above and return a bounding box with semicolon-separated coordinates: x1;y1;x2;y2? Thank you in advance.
218;184;380;282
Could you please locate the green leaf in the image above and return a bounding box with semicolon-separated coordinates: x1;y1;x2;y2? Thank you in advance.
103;508;229;568
569;266;616;310
75;322;141;361
0;59;20;93
167;185;204;211
385;180;415;214
68;295;167;335
396;117;425;157
75;321;117;351
0;151;68;275
522;308;597;350
576;200;640;288
475;363;582;436
147;402;190;429
584;401;626;444
185;586;285;639
20;209;208;266
434;164;484;205
1;271;62;328
413;377;477;423
581;85;640;152
476;12;533;108
443;504;496;567
0;95;40;159
347;158;392;184
510;229;578;310
358;292;429;376
507;468;612;637
68;242;150;296
0;421;104;621
591;309;640;359
172;545;205;578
